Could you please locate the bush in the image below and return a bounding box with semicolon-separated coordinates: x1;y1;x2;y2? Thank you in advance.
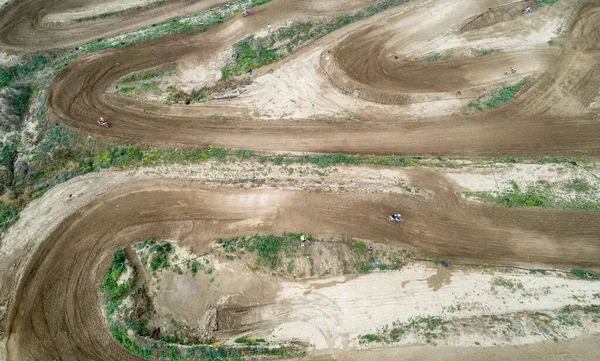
1;83;32;117
255;235;283;269
570;269;597;279
148;242;173;271
99;249;136;300
0;53;54;88
485;80;526;108
222;37;281;78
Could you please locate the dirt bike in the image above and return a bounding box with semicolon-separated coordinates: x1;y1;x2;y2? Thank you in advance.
386;216;404;224
242;9;252;17
97;120;110;128
504;68;517;75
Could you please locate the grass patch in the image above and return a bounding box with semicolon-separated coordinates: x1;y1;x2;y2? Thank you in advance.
119;67;175;83
234;337;266;345
536;0;559;6
570;269;598;279
114;68;174;98
265;153;420;168
361;334;382;342
255;235;284;269
484;80;526;108
471;48;501;56
477;180;545;207
0;53;56;88
564;178;591;193
79;0;273;53
222;36;281;77
416;53;443;62
222;0;409;78
218;234;405;277
467;101;483;111
359;263;375;274
466;178;600;211
0;203;22;232
189;87;213;102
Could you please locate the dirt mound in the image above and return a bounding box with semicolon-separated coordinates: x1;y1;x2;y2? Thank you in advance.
460;1;533;32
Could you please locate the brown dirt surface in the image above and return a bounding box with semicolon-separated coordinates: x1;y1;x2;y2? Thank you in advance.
1;0;600;359
0;166;599;360
42;0;600;156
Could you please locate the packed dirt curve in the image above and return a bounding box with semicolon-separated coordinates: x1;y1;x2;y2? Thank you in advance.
1;169;599;361
1;0;600;360
43;0;600;155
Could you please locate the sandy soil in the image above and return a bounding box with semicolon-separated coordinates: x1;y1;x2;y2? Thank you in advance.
0;52;18;66
143;249;600;350
266;264;600;349
44;0;158;23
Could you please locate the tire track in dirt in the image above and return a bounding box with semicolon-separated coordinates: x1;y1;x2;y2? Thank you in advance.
43;0;600;156
1;0;600;360
0;0;229;51
0;0;378;51
1;175;599;360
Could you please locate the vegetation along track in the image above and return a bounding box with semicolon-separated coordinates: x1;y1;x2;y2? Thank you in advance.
44;0;600;156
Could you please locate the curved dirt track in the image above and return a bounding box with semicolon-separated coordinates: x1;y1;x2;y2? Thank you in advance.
2;0;600;360
0;0;228;51
44;0;600;156
0;0;378;51
3;172;600;360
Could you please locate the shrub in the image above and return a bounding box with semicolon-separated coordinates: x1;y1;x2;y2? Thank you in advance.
359;263;375;274
570;269;597;279
484;80;526;108
361;334;382;342
99;249;135;300
255;235;283;269
235;337;266;345
0;53;53;88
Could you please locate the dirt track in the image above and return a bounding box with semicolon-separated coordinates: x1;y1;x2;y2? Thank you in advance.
1;0;600;360
1;169;599;360
0;0;229;51
42;0;600;156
